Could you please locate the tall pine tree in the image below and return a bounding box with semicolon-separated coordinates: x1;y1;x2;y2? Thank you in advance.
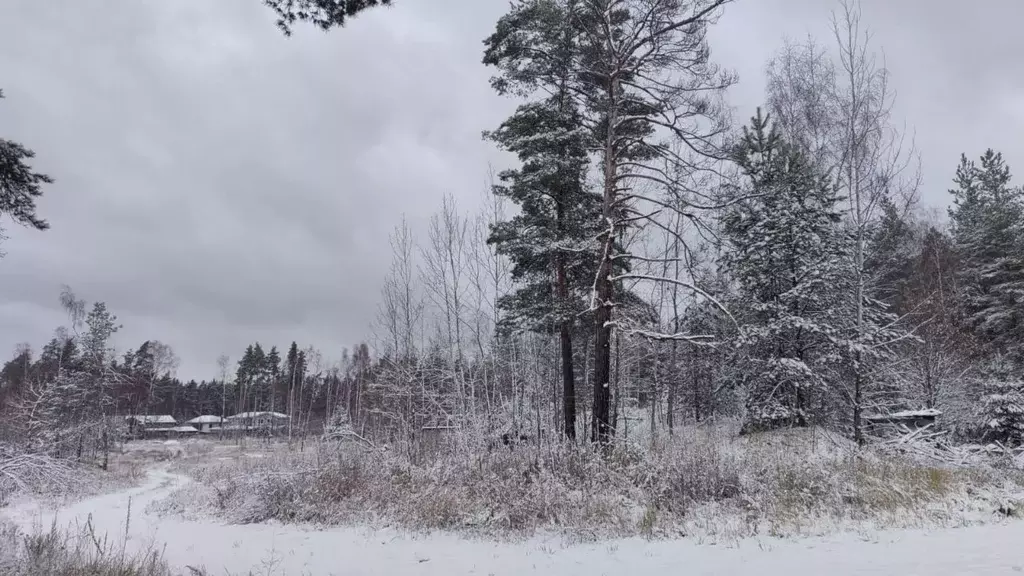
484;0;600;441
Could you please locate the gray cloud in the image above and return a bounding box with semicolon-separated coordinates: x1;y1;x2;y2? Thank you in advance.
2;0;1022;379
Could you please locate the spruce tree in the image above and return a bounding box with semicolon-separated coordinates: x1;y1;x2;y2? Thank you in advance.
865;197;917;316
948;150;1024;361
979;355;1024;445
720;110;849;431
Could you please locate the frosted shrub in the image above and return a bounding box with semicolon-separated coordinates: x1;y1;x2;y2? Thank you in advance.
163;424;1022;540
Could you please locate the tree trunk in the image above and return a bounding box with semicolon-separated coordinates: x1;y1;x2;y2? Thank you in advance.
591;64;619;445
557;248;577;441
853;350;863;445
591;251;613;444
593;289;606;440
101;429;109;471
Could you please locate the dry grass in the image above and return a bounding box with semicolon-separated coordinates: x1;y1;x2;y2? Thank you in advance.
152;422;1024;541
0;519;173;576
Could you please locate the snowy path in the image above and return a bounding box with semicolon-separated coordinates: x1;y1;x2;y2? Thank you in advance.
4;467;1024;575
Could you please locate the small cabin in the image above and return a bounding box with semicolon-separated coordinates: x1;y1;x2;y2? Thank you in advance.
225;411;290;433
864;408;941;436
185;415;225;433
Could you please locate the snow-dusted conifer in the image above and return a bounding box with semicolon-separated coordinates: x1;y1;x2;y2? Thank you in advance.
720;109;848;431
948;150;1024;361
979;355;1024;445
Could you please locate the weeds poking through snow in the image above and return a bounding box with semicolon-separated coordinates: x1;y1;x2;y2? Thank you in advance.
153;422;1024;541
0;519;173;576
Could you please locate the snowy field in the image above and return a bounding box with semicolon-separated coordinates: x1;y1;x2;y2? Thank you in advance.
5;466;1024;575
4;435;1024;576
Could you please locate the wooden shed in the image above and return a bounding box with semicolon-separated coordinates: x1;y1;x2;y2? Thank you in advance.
864;408;942;436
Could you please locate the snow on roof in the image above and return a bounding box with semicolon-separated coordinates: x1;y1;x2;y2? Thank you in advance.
125;415;177;425
865;408;942;421
186;415;225;424
170;426;199;433
226;411;289;420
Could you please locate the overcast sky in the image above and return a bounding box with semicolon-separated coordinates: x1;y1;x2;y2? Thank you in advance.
2;0;1022;381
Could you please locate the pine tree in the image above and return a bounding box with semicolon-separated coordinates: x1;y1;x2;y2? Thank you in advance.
264;0;391;35
1;89;52;255
484;0;599;441
948;150;1024;361
572;0;733;444
235;345;256;413
286;342;302;421
266;345;282;412
720;109;849;431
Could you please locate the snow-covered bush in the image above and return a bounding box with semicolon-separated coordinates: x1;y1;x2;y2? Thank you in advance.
0;445;78;506
156;421;1022;540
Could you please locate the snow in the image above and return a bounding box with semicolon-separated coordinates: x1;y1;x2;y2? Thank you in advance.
185;415;225;424
4;468;1024;575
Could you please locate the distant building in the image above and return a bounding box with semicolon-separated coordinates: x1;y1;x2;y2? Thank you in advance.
125;415;177;438
225;411;290;433
185;415;225;433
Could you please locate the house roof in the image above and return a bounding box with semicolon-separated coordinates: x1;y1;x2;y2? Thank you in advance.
226;411;289;420
125;415;176;425
186;415;224;424
170;426;199;433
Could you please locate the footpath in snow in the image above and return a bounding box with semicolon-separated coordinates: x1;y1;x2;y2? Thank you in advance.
4;467;1024;575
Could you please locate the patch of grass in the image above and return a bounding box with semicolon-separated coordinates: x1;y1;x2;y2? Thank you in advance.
0;520;173;576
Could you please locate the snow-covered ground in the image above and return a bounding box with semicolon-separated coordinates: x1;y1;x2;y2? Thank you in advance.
4;466;1024;575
